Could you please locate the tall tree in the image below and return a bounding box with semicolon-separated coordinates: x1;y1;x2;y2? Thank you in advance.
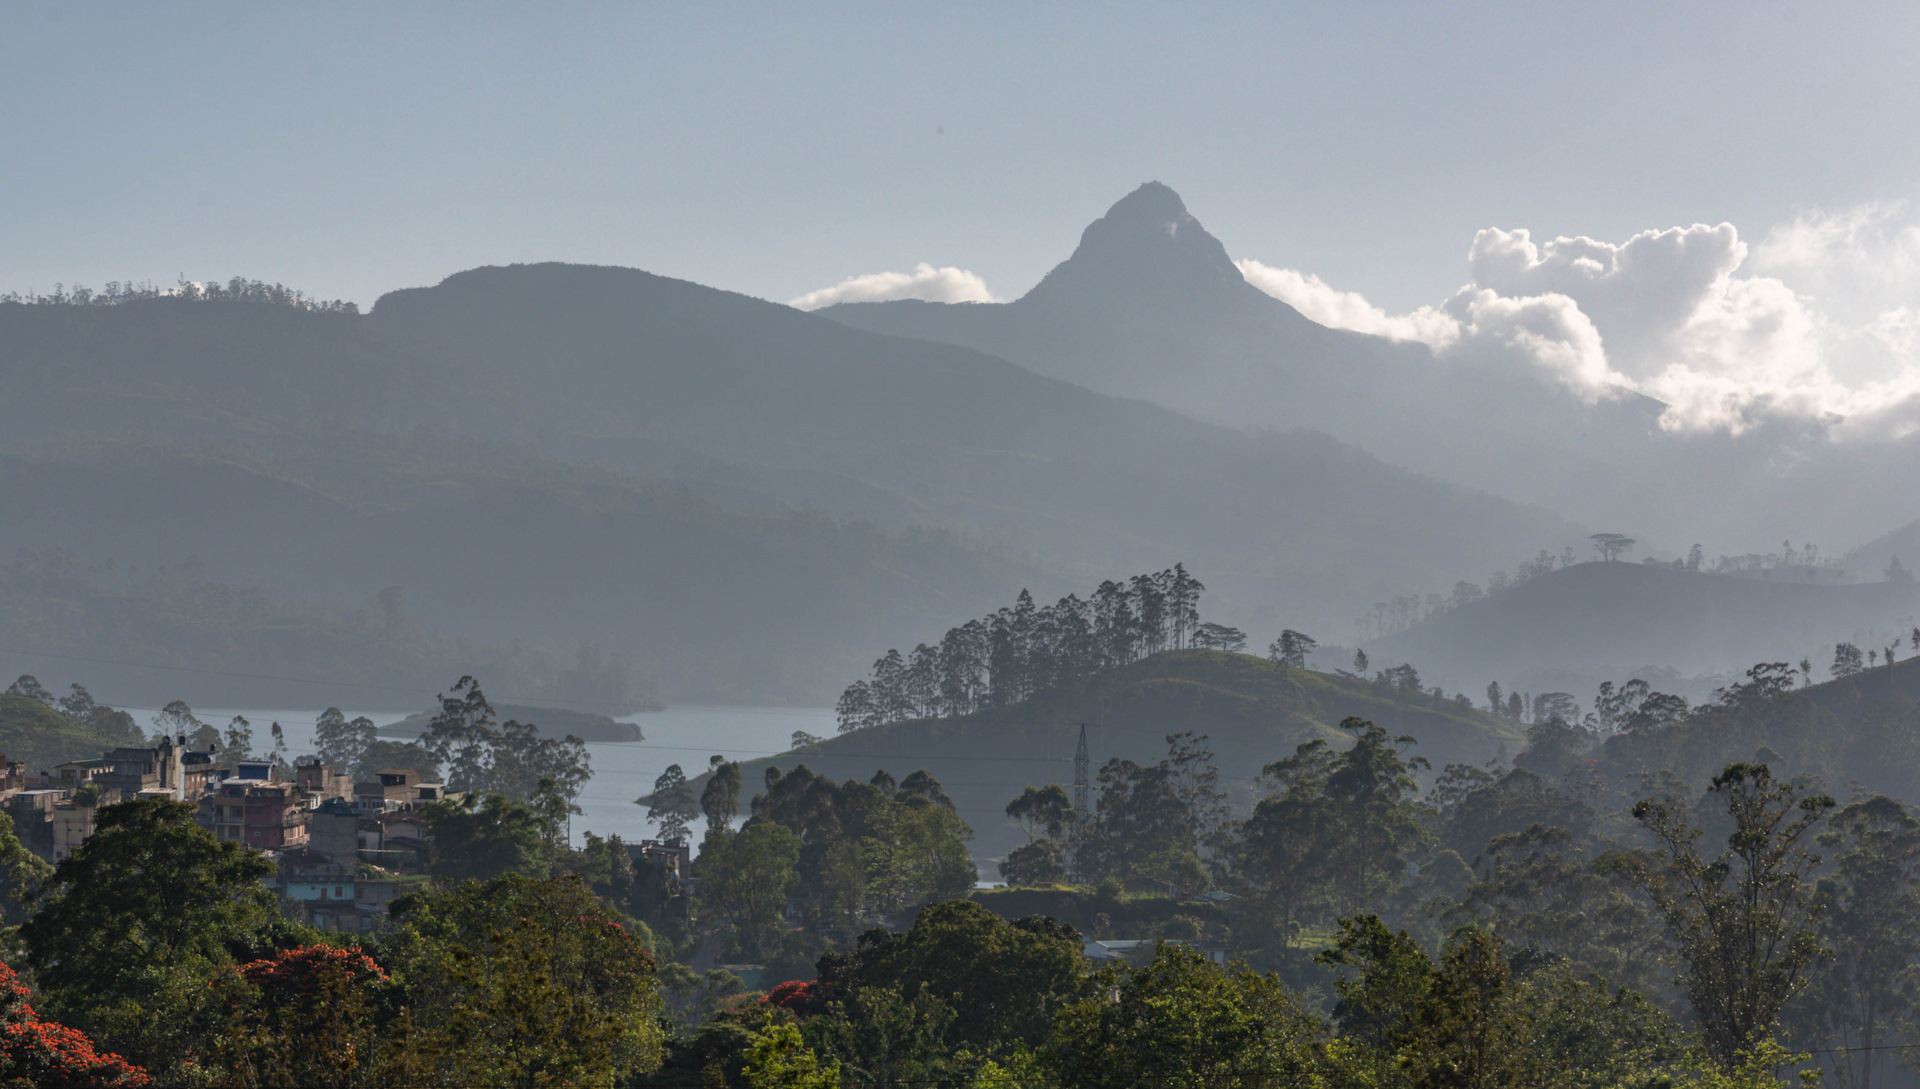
378;873;663;1087
154;699;218;749
1238;717;1429;930
694;820;800;958
1589;533;1636;562
490;719;591;804
702;759;743;841
1269;629;1316;669
315;707;378;776
1167;563;1204;649
420;793;548;883
647;764;700;843
1628;763;1834;1071
422;676;500;792
217;714;254;766
1131;573;1168;656
1049;944;1322;1089
1799;796;1920;1089
19;797;278;1073
1005;784;1073;845
835;680;875;733
3;675;53;704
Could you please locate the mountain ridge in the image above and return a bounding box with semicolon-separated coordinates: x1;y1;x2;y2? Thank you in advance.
1364;560;1920;701
821;182;1916;555
0;269;1572;700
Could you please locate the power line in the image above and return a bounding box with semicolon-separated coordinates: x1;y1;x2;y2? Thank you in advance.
0;646;646;711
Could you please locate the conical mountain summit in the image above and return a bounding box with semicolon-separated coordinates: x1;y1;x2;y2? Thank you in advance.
1017;182;1264;314
817;182;1656;524
822;180;1384;410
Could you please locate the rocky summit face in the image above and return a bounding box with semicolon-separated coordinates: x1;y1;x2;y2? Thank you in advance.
1016;181;1270;316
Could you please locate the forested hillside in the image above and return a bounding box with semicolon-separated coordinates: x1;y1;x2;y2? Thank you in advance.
0;273;1570;701
701;649;1521;862
0;548;662;711
0;690;141;769
1364;558;1920;699
0;444;1049;704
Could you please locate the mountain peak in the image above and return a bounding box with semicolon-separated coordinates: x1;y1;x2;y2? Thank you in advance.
1017;183;1261;313
1103;180;1190;224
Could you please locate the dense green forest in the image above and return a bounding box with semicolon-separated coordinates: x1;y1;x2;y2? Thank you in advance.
6;269;1920;1086
761;646;1514;862
12;652;1920;1085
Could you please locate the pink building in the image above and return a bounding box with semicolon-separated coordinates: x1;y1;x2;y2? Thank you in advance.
198;780;310;851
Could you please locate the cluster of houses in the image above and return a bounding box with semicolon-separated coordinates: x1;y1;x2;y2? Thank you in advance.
1;733;447;932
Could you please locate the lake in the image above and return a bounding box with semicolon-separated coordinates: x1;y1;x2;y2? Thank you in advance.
191;703;838;847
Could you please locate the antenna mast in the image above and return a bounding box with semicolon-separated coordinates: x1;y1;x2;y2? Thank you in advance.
1073;723;1090;813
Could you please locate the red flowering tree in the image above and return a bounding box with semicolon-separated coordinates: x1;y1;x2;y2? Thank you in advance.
0;959;150;1088
197;945;389;1089
764;979;819;1015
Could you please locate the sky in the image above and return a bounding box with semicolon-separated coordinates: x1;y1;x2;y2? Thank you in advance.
5;1;1920;325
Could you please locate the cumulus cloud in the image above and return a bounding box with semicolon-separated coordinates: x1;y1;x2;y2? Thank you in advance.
788;263;995;310
1240;208;1920;436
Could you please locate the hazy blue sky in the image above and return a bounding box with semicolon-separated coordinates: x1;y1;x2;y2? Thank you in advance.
6;2;1919;312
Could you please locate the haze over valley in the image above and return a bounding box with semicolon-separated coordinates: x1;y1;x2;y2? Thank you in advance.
7;8;1920;1085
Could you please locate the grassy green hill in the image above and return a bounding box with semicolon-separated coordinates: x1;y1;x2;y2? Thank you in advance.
0;694;133;772
705;649;1523;865
1802;656;1920;718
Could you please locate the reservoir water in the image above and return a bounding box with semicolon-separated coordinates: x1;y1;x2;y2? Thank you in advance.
187;703;837;847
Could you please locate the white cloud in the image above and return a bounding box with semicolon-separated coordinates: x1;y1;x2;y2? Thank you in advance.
1239;207;1920;436
1235;260;1458;348
1445;287;1625;397
788;263;995;310
1237;255;1628;401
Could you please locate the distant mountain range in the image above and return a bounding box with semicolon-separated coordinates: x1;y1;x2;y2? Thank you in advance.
0;258;1567;703
1364;559;1920;702
825;183;1920;559
5;182;1912;705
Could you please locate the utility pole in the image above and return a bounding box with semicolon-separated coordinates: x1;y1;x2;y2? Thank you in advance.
1073;723;1091;813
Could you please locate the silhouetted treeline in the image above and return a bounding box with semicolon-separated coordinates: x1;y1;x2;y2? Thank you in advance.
835;565;1204;731
0;275;358;313
1359;539;1866;643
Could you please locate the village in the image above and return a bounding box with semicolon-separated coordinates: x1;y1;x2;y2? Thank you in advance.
0;734;690;933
